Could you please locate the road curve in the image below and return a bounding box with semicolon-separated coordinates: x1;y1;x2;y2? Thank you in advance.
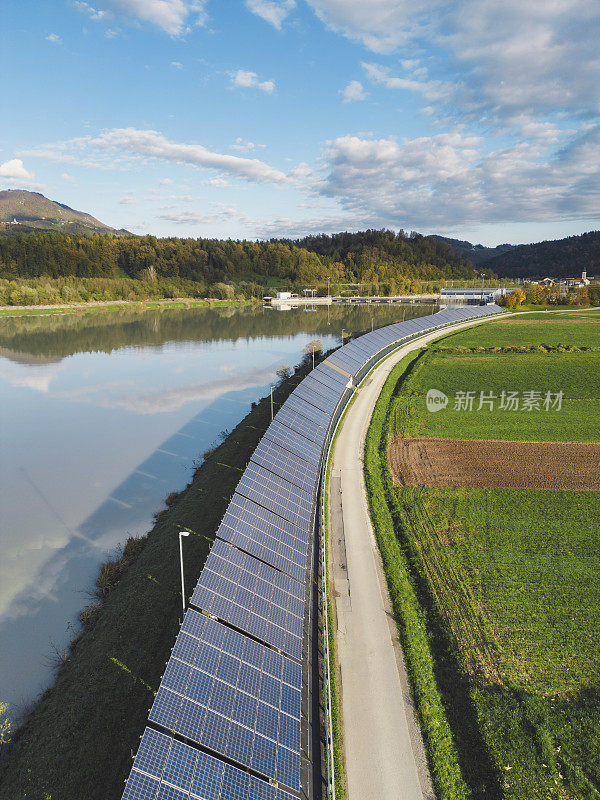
328;316;505;800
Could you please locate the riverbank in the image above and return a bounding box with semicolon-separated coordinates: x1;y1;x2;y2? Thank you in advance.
0;297;257;318
0;351;324;800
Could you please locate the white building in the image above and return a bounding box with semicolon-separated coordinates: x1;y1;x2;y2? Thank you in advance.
440;287;509;302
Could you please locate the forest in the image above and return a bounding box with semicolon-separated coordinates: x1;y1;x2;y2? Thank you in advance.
0;229;477;293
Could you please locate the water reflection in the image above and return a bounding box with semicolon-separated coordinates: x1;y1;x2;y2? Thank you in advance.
0;303;434;710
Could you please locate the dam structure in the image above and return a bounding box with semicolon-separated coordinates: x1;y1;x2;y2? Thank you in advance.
121;304;503;800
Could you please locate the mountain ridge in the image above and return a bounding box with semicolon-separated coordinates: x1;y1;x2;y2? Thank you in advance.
0;189;129;236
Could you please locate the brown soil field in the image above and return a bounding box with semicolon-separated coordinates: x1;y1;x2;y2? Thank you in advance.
389;437;600;490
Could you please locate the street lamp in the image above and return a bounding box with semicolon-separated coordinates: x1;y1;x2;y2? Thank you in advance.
341;328;346;343
178;531;190;617
270;385;274;421
480;272;486;302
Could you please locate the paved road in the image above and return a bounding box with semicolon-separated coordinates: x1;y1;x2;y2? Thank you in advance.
328;317;505;800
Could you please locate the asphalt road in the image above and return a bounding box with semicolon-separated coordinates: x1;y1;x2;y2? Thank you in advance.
328;317;503;800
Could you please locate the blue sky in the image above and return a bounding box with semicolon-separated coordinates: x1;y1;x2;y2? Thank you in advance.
1;0;599;245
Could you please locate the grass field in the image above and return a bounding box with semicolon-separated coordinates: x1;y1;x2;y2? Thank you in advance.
397;349;600;441
364;310;600;800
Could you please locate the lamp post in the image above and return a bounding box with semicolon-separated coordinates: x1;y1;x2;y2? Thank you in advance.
327;275;330;298
341;328;346;343
270;385;274;421
178;531;190;618
480;272;485;302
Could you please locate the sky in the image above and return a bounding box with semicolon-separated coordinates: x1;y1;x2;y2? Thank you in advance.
1;0;599;246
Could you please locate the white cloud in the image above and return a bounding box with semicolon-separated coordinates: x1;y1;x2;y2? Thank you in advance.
319;126;600;228
170;61;183;69
119;196;138;204
245;0;296;30
0;159;34;180
74;0;208;35
159;177;173;185
305;0;433;53
362;62;450;102
340;80;367;103
231;137;265;152
305;0;600;124
45;33;63;44
230;70;275;94
92;127;289;183
73;1;112;21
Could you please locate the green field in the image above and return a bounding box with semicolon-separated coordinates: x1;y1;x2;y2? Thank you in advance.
398;345;600;442
364;310;600;800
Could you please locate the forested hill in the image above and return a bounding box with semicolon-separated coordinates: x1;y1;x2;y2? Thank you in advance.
286;229;472;274
483;231;600;279
0;190;128;236
0;228;478;289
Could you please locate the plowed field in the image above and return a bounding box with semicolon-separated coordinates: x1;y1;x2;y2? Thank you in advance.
389;436;600;490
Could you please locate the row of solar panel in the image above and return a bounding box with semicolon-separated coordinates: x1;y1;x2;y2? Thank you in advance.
125;727;296;800
122;304;503;800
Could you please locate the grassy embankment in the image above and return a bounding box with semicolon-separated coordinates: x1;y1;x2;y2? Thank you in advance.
364;309;600;800
0;353;322;800
0;297;256;318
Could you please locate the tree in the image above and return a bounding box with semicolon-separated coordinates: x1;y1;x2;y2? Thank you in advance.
276;365;292;381
0;701;11;748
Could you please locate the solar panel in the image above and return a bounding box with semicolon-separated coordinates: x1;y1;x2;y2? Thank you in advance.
250;436;319;494
313;362;351;386
296;375;342;407
217;494;310;582
273;405;327;446
299;372;342;399
123;727;298;800
283;393;332;428
191;540;305;660
148;612;302;790
262;419;322;467
290;383;337;415
236;462;314;531
309;368;348;397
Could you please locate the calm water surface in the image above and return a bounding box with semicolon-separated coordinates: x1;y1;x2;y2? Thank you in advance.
0;303;433;711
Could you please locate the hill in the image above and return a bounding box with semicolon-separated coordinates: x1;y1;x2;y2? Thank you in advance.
0;227;478;288
0;190;129;236
482;230;600;279
431;235;515;266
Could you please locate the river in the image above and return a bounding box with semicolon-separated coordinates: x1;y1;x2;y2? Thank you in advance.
0;302;434;714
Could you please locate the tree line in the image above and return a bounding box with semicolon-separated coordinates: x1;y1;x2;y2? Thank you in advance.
0;229;478;292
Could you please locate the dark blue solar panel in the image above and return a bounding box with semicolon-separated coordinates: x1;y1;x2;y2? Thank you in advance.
262;418;322;467
250;437;319;494
290;383;337;415
309;367;348;397
282;393;331;428
273;404;327;446
216;494;309;582
147;612;301;790
235;461;314;531
124;727;297;800
191;540;305;659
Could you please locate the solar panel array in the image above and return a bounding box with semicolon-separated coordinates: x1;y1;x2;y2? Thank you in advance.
122;304;503;800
